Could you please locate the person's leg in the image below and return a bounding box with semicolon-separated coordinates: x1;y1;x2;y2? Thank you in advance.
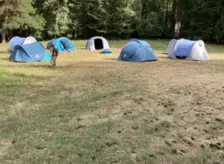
50;57;54;65
53;56;57;66
50;56;56;67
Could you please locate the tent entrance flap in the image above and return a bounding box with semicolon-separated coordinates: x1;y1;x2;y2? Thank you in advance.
94;39;103;50
176;56;187;59
60;39;70;50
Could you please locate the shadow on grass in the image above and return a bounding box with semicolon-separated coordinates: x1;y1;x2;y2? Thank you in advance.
0;62;108;70
104;58;162;62
0;63;52;69
0;51;8;54
78;47;87;50
104;58;118;61
0;57;10;61
158;55;169;60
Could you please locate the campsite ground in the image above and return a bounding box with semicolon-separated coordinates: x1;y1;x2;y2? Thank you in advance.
0;40;224;164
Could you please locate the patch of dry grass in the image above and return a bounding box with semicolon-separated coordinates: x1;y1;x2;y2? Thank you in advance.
0;40;224;163
0;140;12;156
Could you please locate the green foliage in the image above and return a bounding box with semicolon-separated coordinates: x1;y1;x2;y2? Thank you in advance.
74;0;107;37
73;0;135;38
104;0;135;38
0;0;44;39
135;12;162;38
0;0;224;43
40;0;70;37
178;0;224;42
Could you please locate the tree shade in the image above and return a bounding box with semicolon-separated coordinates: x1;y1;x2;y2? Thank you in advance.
1;0;224;44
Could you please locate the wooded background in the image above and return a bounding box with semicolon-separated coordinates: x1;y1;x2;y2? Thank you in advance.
0;0;224;43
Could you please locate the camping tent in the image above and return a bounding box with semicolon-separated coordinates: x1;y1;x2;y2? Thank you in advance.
86;36;110;50
9;42;51;62
128;39;150;46
47;37;75;52
8;36;37;53
117;40;157;62
164;39;177;54
168;39;210;60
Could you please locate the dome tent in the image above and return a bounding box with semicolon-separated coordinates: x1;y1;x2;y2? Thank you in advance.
129;39;150;46
9;42;51;63
86;36;110;50
117;40;158;62
8;36;37;53
47;37;75;52
168;39;210;60
164;39;177;54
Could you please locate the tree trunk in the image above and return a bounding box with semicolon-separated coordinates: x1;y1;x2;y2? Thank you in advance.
1;30;6;43
164;0;169;24
171;0;177;37
2;1;8;43
209;22;213;42
174;21;181;38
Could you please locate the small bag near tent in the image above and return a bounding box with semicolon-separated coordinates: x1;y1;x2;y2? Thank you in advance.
9;42;51;63
8;36;37;53
117;39;158;62
168;39;210;60
101;49;112;54
86;36;110;51
47;37;75;52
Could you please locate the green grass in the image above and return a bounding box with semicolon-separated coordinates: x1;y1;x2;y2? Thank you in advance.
0;40;224;164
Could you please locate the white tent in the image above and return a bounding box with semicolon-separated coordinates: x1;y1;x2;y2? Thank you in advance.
186;40;210;60
164;39;177;54
86;36;110;51
23;36;37;45
168;39;210;61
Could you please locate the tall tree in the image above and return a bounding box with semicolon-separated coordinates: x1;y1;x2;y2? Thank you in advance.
104;0;135;38
73;0;107;38
133;0;167;38
0;0;42;42
36;0;70;38
1;0;224;43
68;0;81;38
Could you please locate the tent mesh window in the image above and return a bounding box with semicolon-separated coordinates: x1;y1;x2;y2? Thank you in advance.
94;39;103;50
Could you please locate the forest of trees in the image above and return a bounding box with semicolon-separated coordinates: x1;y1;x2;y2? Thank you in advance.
0;0;224;43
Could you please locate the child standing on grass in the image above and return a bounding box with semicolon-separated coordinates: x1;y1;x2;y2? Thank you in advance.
50;44;58;67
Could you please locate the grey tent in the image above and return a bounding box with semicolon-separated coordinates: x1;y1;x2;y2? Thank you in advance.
164;39;177;54
86;36;110;50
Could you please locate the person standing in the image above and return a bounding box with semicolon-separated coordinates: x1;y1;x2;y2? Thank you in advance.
50;44;58;67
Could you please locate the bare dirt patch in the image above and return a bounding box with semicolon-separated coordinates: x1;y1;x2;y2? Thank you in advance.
0;140;12;156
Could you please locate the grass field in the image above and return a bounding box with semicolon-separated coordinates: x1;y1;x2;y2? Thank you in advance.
0;40;224;164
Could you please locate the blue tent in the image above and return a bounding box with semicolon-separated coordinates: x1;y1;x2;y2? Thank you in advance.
8;36;37;53
117;40;157;62
8;37;25;52
128;39;150;46
47;37;75;52
174;39;196;58
9;42;51;62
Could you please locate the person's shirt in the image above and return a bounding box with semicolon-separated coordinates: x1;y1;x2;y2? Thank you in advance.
52;47;58;56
